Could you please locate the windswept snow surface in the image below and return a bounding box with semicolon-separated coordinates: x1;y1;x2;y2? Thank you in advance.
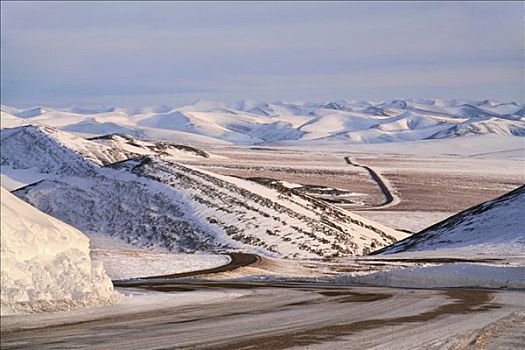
0;111;29;128
2;98;524;145
2;125;406;259
91;249;231;281
0;125;210;173
87;133;213;161
88;233;231;280
0;188;120;316
340;263;525;289
375;185;525;254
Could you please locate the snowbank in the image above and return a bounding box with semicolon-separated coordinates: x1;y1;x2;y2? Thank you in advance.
1;188;121;315
337;263;525;289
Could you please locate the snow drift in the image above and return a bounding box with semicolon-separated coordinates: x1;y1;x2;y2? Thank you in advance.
1;187;120;315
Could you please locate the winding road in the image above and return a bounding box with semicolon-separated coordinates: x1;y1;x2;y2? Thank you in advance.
113;252;259;285
344;156;399;209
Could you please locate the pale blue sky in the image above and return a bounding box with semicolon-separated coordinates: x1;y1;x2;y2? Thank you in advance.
1;1;523;107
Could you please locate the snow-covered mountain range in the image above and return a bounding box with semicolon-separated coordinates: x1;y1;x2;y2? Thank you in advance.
2;98;524;145
1;124;406;259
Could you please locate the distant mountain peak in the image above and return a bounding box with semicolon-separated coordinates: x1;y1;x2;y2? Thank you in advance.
1;98;523;146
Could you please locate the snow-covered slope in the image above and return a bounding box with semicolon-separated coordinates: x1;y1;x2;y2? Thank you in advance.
373;185;525;255
4;98;523;145
429;117;525;139
0;125;211;174
1;187;119;315
3;125;406;258
1;111;29;128
1;125;127;170
14;107;48;118
61;119;146;138
87;134;211;160
13;155;405;258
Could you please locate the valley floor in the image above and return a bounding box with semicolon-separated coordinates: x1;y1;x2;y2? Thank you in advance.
185;143;524;232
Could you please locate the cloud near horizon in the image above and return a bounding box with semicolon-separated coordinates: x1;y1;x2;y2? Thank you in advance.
1;1;523;107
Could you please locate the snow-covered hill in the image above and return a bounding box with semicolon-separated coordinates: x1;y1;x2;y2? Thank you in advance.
0;111;28;128
2;98;523;145
87;134;211;160
2;125;406;259
0;125;211;174
1;187;119;315
429;117;525;139
373;185;525;255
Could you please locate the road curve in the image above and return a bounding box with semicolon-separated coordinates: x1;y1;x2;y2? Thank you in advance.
344;156;398;209
112;252;259;286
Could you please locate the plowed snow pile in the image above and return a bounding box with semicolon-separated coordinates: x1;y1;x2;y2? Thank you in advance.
1;187;120;315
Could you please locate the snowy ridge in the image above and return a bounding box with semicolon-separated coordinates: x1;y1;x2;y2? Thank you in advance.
61;119;146;138
1;188;120;315
429;117;525;139
373;185;525;254
0;125;210;176
1;125;104;175
3;125;406;258
0;111;29;128
14;154;405;258
3;98;523;145
87;134;211;160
